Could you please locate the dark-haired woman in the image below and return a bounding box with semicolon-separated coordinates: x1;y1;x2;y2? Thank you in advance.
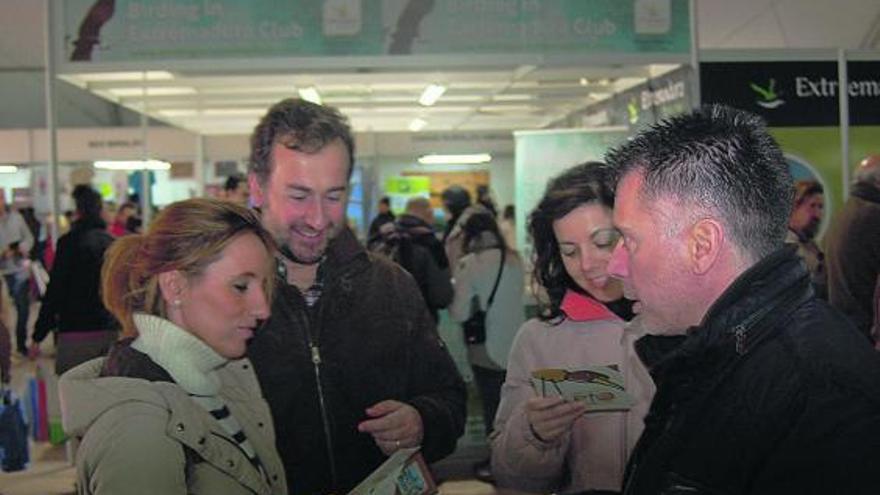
490;163;654;494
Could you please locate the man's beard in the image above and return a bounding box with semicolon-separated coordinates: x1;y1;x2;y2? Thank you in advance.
800;219;820;241
275;222;340;265
278;244;313;265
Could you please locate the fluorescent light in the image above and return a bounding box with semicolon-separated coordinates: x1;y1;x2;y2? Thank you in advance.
108;86;196;97
158;109;199;117
0;165;18;173
492;94;532;101
299;86;322;104
77;71;174;82
418;153;491;165
94;160;171;171
202;108;265;116
418;84;446;106
408;118;427;132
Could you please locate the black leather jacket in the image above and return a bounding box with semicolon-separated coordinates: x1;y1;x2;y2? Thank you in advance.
247;228;466;494
624;246;880;495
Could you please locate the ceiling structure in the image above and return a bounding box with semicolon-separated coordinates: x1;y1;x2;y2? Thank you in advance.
2;0;880;136
59;63;680;135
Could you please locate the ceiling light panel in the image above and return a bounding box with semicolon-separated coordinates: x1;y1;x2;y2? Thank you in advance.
418;153;491;165
94;160;171;171
76;71;174;82
108;86;197;97
419;84;447;106
298;86;322;104
408;118;427;132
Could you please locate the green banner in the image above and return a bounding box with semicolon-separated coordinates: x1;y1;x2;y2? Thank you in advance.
385;175;430;213
62;0;690;62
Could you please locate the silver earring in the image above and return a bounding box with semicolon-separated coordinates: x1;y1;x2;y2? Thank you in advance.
173;299;181;307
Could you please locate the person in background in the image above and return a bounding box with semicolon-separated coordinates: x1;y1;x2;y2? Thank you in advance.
826;154;880;342
224;173;250;206
441;185;471;242
606;105;880;494
0;193;34;356
491;162;649;493
125;214;143;235
367;196;395;242
448;210;524;482
369;202;453;323
59;198;287;494
101;200;117;231
398;196;450;278
786;179;827;298
442;185;494;270
499;204;516;253
245;98;465;494
109;201;137;237
31;185;118;374
0;278;10;384
476;184;498;217
18;207;42;261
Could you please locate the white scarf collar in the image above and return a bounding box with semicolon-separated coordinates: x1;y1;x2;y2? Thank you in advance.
131;313;227;396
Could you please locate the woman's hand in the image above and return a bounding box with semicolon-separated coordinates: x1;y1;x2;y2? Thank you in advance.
524;396;587;443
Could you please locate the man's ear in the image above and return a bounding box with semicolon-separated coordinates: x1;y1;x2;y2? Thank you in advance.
248;173;265;208
688;218;724;275
157;270;186;306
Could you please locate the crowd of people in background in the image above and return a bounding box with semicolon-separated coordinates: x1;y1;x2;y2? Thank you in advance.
1;100;879;494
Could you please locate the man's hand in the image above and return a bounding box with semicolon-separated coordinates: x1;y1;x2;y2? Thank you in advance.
357;400;424;456
525;396;587;443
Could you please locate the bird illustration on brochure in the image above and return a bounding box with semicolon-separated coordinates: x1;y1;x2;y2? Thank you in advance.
531;365;635;412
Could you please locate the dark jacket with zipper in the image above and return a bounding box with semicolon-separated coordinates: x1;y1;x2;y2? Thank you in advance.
246;227;466;495
624;246;880;495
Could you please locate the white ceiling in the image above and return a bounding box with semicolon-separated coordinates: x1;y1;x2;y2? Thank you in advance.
2;0;880;135
59;63;679;135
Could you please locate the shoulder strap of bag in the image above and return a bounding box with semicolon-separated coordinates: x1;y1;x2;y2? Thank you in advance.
485;247;506;310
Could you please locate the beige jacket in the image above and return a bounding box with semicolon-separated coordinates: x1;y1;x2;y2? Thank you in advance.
60;357;288;495
490;316;654;494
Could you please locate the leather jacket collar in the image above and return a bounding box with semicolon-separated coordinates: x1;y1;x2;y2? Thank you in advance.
322;226;371;279
636;245;812;375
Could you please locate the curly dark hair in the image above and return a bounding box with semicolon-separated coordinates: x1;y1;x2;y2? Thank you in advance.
528;162;615;321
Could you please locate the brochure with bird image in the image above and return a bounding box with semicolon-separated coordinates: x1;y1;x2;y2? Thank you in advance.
348;447;437;495
530;365;635;412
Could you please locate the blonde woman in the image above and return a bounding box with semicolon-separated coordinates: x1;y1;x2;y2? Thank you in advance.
59;198;287;494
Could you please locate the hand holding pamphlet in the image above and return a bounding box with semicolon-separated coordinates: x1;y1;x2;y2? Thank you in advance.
530;364;635;412
348;447;437;495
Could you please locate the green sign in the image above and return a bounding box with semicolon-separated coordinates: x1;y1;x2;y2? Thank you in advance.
62;0;690;63
385;175;430;213
386;175;430;194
